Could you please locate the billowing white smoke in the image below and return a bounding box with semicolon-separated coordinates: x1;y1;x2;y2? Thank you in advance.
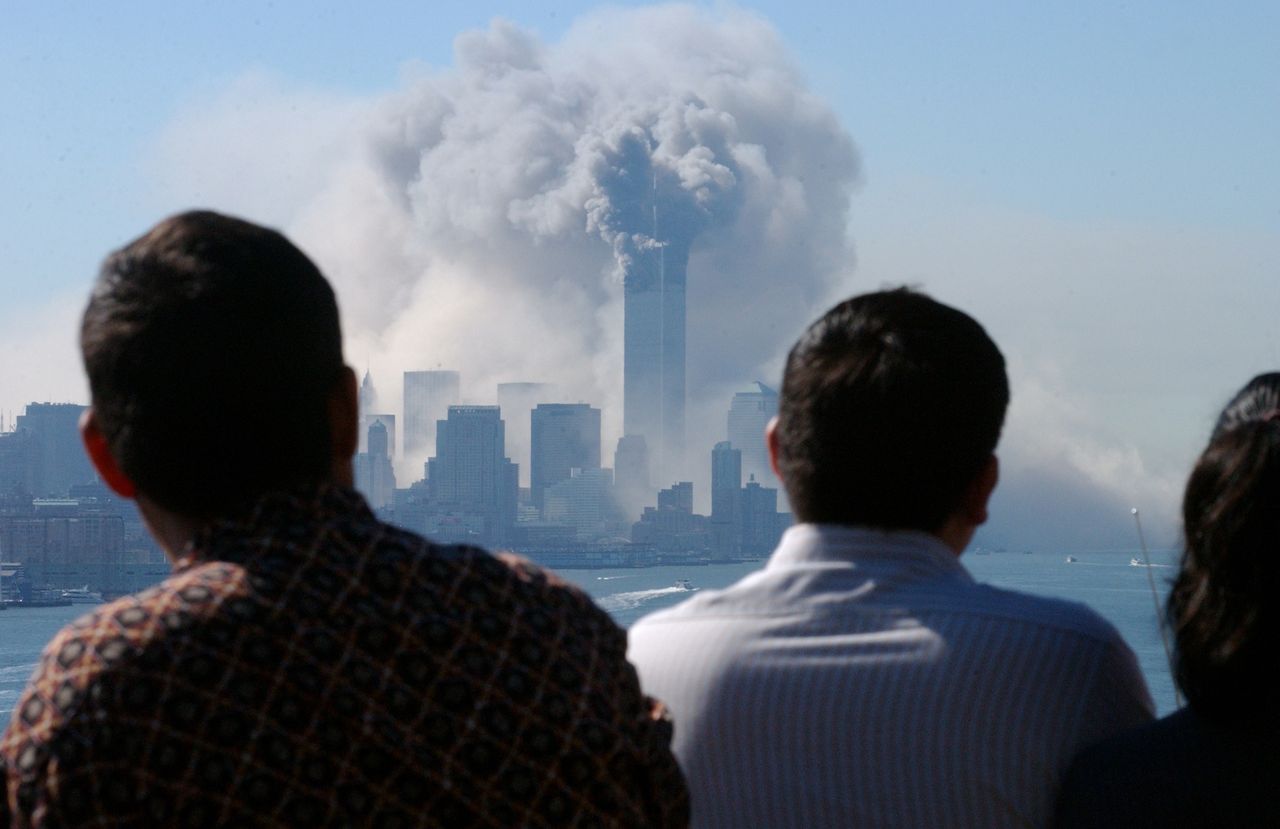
160;6;860;484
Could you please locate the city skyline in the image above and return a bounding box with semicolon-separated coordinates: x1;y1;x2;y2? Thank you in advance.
2;3;1276;549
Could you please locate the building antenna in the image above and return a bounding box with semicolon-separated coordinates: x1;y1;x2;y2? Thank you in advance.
1131;506;1183;707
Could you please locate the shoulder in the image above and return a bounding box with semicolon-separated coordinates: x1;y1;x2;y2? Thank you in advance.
1053;709;1274;827
0;565;251;800
961;582;1129;648
7;562;251;726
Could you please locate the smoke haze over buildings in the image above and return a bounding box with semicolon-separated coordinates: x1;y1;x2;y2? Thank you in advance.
8;4;1261;548
156;6;859;487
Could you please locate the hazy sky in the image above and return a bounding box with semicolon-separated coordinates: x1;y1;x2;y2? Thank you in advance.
2;2;1277;548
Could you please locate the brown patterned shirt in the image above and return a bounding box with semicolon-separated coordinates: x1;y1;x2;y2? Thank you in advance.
0;485;688;827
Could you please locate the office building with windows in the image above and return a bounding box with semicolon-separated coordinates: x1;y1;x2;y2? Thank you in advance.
530;403;601;511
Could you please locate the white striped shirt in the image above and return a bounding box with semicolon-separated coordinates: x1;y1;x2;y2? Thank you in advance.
629;524;1154;828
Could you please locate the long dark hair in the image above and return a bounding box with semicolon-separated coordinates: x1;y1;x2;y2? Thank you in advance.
1170;372;1280;722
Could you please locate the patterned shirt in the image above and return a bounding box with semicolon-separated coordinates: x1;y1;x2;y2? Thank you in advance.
1;485;688;828
629;524;1153;828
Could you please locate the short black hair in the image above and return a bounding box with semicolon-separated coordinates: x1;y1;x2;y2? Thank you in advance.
775;287;1008;531
81;210;345;517
1170;372;1280;724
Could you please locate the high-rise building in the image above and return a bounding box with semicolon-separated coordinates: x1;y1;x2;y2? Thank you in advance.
354;419;396;510
426;405;517;543
0;429;36;494
357;371;397;457
741;475;789;556
12;404;94;498
657;481;693;514
623;204;688;482
612;434;651;522
403;370;460;467
360;414;396;460
359;370;377;418
710;442;742;523
497;382;554;488
727;382;779;489
530;403;601;510
543;468;615;540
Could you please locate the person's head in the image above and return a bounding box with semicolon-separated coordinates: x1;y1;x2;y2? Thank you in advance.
1170;372;1280;723
768;287;1008;539
80;210;356;520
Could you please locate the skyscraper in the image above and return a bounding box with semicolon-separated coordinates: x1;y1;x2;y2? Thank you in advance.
623;199;688;482
361;414;396;461
612;434;651;522
530;403;601;511
497;382;554;488
359;370;377;418
426;405;517;543
710;441;742;524
12;403;94;498
403;370;460;468
727;382;779;489
354;419;396;510
357;371;396;458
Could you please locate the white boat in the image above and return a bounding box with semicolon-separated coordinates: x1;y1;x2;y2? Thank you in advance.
1129;558;1144;567
674;579;693;591
60;586;104;604
1065;556;1078;563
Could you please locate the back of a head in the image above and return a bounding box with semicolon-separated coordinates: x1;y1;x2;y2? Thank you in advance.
81;210;344;518
775;287;1008;531
1171;372;1280;724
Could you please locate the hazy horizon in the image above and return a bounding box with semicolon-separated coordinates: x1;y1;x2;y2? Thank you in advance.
3;2;1277;550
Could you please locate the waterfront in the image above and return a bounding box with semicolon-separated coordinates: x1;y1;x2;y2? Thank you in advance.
0;546;1180;729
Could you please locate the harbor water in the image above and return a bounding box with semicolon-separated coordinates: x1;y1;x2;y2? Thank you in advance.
0;546;1180;730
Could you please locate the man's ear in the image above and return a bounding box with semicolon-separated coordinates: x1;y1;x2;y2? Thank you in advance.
766;416;782;479
329;366;359;463
79;408;137;499
960;454;999;526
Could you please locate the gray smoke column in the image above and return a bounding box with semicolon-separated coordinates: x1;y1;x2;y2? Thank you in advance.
256;5;862;481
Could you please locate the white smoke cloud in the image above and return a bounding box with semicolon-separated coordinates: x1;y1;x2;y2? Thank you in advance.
149;6;859;481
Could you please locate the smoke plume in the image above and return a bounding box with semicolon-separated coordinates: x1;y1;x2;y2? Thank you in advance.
151;6;860;484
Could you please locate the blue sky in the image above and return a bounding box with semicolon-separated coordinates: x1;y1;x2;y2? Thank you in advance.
2;2;1277;546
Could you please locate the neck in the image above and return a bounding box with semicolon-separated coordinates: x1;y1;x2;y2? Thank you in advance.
934;514;976;557
135;495;206;564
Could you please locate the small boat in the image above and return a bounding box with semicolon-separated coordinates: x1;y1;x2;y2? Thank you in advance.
673;579;693;591
1065;556;1078;563
1129;558;1144;567
60;586;105;604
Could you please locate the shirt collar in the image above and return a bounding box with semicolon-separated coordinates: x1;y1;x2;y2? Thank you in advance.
767;523;973;582
176;483;371;570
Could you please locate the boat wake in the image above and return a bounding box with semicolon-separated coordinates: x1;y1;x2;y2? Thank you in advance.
595;575;634;581
0;662;37;681
596;586;697;613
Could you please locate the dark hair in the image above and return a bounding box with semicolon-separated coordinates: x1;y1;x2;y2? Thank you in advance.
1170;372;1280;723
81;210;345;517
775;287;1008;530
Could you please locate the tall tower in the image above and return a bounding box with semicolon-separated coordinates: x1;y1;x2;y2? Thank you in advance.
355;419;396;510
359;370;376;419
623;184;687;482
710;441;742;523
727;382;779;489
